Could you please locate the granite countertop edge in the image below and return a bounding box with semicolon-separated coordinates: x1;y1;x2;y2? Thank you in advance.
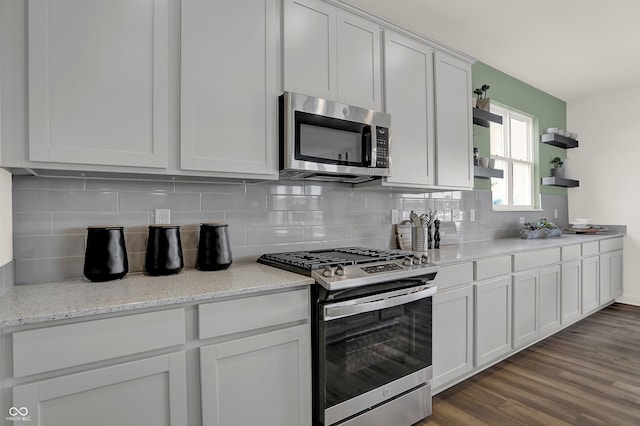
0;232;625;328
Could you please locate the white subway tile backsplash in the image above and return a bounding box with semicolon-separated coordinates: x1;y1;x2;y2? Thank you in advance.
10;176;569;284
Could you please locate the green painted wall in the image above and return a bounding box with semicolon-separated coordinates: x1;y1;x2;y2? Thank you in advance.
472;62;567;197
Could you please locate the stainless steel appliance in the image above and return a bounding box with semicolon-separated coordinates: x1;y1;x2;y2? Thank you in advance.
279;92;391;183
258;247;437;426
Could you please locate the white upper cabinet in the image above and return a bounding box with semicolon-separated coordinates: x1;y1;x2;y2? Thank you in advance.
382;30;435;187
180;0;278;177
283;0;382;110
27;0;169;168
434;52;473;189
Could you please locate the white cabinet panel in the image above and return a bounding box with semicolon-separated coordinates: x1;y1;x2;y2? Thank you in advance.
582;256;599;314
512;248;560;272
283;0;337;100
600;237;623;253
200;325;311;426
180;0;277;177
28;0;169;168
600;250;623;304
432;262;473;291
474;256;511;281
433;52;473;189
383;31;435;186
474;276;512;367
512;271;539;349
13;353;187;426
433;285;474;389
539;265;561;336
561;260;581;324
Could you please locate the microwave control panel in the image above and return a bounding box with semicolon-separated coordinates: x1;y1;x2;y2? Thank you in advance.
375;127;390;168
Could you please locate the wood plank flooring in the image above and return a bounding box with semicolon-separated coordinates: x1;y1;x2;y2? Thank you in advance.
417;303;640;425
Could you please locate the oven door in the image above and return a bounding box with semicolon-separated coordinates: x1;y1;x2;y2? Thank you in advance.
318;282;435;425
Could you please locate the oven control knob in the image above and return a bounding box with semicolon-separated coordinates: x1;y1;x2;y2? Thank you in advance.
421;254;429;264
323;266;335;277
402;256;413;266
413;255;422;265
335;264;346;276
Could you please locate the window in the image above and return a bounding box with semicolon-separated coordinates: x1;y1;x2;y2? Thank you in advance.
490;104;535;210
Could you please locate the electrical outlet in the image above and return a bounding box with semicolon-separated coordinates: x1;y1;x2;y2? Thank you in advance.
470;209;475;222
554;209;558;219
519;216;525;225
154;209;171;224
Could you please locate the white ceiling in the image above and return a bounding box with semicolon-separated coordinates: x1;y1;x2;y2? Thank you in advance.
346;0;640;101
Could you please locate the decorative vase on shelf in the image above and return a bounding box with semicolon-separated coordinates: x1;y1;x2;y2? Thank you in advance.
551;167;565;178
476;98;490;111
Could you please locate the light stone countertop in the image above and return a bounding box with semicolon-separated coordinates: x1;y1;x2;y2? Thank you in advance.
0;232;625;329
0;264;314;328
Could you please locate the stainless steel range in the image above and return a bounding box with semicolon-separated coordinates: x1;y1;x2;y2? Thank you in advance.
258;247;438;426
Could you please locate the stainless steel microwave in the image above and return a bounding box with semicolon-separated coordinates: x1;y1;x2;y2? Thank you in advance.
278;92;391;183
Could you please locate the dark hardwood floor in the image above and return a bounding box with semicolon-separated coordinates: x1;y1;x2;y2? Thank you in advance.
418;303;640;426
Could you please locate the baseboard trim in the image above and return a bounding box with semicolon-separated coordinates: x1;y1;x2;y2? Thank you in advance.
615;295;640;307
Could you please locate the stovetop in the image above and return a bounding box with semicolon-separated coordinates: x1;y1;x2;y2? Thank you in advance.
258;247;438;291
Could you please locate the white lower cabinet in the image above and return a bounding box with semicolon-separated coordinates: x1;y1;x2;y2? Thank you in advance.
512;271;539;349
432;285;474;390
200;324;311;426
474;276;512;367
561;260;582;324
600;250;623;304
13;353;187;426
582;255;600;314
539;265;561;336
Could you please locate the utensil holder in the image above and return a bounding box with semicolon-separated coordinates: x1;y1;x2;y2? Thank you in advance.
411;227;428;252
145;225;184;276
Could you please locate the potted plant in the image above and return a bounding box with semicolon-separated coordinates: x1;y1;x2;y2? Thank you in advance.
474;84;491;111
551;157;564;178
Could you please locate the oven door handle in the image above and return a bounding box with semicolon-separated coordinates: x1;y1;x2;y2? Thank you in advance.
323;285;437;321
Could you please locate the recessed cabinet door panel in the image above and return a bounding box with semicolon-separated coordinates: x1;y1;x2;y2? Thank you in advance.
539;265;561;336
582;256;599;314
434;52;473;189
181;0;277;176
561;260;581;324
474;276;512;367
383;31;434;186
13;353;187;426
512;271;539;349
283;0;337;100
28;0;169;168
336;11;381;110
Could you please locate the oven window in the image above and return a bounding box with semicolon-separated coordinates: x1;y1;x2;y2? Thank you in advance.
295;111;368;166
321;297;432;408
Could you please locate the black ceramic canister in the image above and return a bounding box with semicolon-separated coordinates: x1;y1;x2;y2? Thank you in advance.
83;226;129;282
145;225;184;276
197;223;232;271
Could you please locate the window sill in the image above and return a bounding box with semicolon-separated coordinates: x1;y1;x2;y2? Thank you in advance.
492;208;544;212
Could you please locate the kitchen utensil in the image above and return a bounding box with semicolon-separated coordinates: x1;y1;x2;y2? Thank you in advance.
197;223;233;271
83;226;129;282
145;225;184;276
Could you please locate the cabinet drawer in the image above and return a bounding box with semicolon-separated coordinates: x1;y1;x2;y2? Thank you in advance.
561;244;581;261
13;308;185;378
600;238;623;253
512;248;560;272
199;288;308;340
475;256;511;281
432;262;474;291
582;241;600;257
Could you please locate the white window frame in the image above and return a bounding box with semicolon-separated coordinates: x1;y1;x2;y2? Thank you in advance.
490;103;536;211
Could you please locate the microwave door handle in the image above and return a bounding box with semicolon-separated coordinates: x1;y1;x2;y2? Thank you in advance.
323;286;437;321
363;125;372;166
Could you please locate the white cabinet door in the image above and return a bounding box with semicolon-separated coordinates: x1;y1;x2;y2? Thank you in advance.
283;0;381;110
512;271;539;349
582;255;600;314
561;260;581;324
28;0;169;168
336;10;382;110
433;52;473;189
283;0;337;100
383;31;435;187
433;285;474;390
180;0;277;177
200;324;311;426
600;250;623;303
13;353;187;426
539;265;561;336
474;276;512;367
